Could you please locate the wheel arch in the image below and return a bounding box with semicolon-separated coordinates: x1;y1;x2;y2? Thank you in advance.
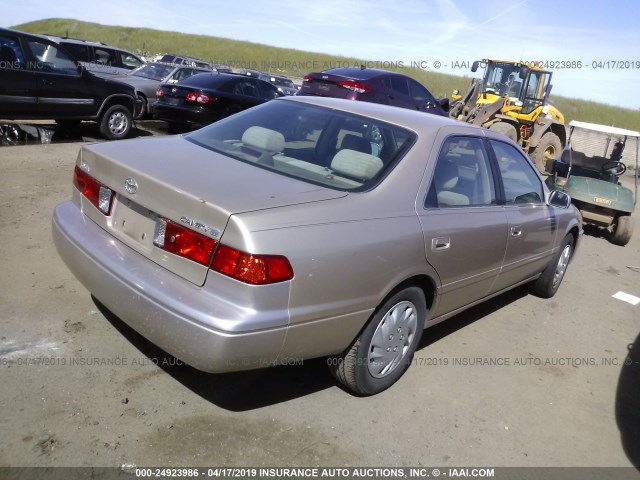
97;94;136;118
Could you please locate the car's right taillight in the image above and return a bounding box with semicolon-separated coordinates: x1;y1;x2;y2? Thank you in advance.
337;80;371;94
73;166;114;215
303;75;313;83
211;245;293;285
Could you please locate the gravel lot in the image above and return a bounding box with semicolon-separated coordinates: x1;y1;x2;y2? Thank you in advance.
0;121;639;471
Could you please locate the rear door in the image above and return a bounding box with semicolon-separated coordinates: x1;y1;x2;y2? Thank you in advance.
418;133;509;316
488;138;558;293
0;32;38;116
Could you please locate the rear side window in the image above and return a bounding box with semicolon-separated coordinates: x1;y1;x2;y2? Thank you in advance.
94;47;118;66
0;35;25;68
60;42;91;62
426;136;497;208
384;76;409;96
490;140;544;204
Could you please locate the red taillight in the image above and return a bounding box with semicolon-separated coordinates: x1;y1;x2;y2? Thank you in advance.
153;218;293;283
73;166;114;215
154;218;217;266
185;92;215;104
337;80;370;94
211;245;293;285
156;87;164;98
303;75;313;82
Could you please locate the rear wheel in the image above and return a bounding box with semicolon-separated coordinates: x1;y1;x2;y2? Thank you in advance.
530;132;562;175
611;215;633;246
98;105;132;140
329;286;426;395
530;234;573;298
489;122;517;142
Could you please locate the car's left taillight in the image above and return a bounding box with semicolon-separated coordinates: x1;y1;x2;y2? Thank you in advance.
73;166;114;215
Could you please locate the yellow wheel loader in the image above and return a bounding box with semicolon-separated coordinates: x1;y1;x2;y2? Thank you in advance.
450;59;566;174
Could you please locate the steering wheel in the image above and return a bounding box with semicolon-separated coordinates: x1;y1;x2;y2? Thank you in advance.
601;161;627;176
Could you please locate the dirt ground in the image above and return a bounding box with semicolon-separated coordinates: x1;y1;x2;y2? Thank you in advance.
0;122;639;471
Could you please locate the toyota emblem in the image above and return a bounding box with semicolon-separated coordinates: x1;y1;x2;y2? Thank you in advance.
124;177;138;194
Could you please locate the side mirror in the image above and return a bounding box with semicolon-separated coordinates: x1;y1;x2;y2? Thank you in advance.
77;63;86;76
519;67;529;80
437;97;450;112
548;190;571;208
471;61;479;73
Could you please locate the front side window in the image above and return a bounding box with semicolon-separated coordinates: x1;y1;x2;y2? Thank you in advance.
121;53;143;69
408;79;436;104
186;101;416;191
27;40;77;75
490;140;544;204
426;136;497;208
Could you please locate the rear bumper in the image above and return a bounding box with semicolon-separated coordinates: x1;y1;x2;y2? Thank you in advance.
152;103;218;126
52;201;287;372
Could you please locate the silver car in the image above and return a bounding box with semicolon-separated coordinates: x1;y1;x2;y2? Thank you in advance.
53;96;583;395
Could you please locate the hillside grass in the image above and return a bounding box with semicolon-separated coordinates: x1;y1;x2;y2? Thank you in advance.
12;18;640;131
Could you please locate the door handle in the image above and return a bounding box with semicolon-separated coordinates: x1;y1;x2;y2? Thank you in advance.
431;236;451;251
42;79;54;86
510;226;522;237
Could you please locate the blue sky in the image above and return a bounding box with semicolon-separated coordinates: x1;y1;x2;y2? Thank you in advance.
4;0;640;109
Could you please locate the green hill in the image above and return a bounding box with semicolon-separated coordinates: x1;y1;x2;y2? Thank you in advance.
12;18;640;131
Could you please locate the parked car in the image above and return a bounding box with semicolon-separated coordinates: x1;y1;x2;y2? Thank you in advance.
153;72;280;130
112;62;212;119
53;96;582;395
43;35;145;76
0;28;138;140
299;66;449;115
258;73;298;95
151;53;211;69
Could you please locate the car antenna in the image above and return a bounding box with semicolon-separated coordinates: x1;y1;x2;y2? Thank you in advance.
360;64;366;70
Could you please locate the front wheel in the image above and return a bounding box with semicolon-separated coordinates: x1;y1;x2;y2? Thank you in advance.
611;215;633;246
530;132;562;175
134;94;147;120
98;105;132;140
329;287;426;395
530;234;573;298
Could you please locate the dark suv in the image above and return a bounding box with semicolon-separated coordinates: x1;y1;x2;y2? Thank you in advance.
298;67;448;116
0;27;138;140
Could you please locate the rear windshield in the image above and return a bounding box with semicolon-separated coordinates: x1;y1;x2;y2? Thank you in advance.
179;72;228;88
186;100;416;192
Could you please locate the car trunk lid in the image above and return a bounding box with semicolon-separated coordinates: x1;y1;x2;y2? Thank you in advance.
76;136;347;285
301;72;360;99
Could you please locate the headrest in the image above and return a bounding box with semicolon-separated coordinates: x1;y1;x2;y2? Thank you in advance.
241;126;285;152
331;149;383;181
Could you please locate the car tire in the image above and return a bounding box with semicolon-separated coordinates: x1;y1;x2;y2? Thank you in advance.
489;122;517;142
530;233;573;298
134;94;147;120
99;105;132;140
329;286;426;395
530;132;562;175
611;215;633;246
